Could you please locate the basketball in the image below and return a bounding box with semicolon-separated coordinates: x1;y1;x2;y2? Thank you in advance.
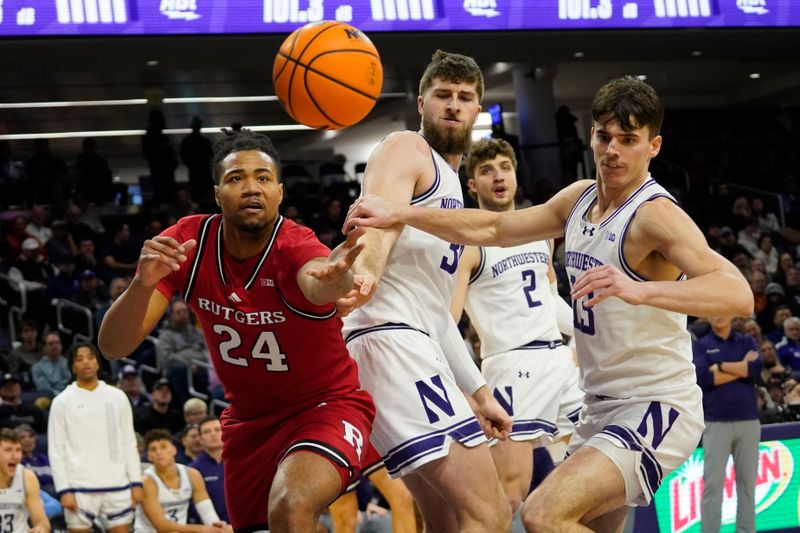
272;21;383;130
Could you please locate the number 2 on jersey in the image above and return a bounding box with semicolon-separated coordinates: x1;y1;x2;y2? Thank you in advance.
213;324;289;371
521;270;542;308
570;274;595;335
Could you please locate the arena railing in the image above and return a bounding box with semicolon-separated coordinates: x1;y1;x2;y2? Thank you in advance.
0;272;27;345
52;298;94;345
727;181;786;228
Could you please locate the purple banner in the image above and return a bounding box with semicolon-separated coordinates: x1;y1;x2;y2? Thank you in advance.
0;0;795;37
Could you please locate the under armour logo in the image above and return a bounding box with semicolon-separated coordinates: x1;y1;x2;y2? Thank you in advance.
518;371;530;378
582;226;596;237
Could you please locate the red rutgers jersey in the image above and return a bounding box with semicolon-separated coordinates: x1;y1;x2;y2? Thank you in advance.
156;214;366;420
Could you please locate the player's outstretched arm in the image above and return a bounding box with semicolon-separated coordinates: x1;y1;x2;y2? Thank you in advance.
189;468;230;531
98;236;195;359
345;180;592;248
301;227;365;305
24;469;50;533
571;199;753;318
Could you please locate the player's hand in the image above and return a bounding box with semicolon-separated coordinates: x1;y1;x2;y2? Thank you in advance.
307;227;365;284
335;274;377;317
365;502;389;521
137;236;197;288
744;350;760;362
211;521;233;533
28;525;49;533
571;264;647;307
343;194;406;233
471;386;512;440
130;485;143;506
59;492;78;512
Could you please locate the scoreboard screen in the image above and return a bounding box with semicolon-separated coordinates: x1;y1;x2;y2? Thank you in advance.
0;0;796;37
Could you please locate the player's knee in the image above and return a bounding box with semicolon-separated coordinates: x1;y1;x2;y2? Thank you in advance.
521;497;561;533
472;498;511;532
268;489;317;527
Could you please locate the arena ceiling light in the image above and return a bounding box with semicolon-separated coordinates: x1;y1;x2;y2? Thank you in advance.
0;92;407;110
0;124;312;141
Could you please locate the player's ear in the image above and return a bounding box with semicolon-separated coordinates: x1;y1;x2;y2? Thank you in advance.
417;94;424;115
467;178;477;194
214;185;220;207
649;134;662;158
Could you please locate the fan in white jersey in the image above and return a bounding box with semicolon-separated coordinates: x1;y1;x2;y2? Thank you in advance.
338;50;512;532
135;430;230;533
344;76;753;532
0;428;49;533
449;138;583;514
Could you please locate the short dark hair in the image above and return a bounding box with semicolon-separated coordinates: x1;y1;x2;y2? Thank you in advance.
0;428;20;445
67;342;99;373
466;138;517;181
19;319;38;333
591;76;664;138
144;429;173;448
212;128;282;185
198;415;219;432
419;50;484;102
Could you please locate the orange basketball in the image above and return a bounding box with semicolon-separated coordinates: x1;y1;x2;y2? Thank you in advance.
273;21;383;130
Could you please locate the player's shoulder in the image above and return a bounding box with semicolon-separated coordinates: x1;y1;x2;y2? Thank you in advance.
167;214;217;239
276;218;320;247
379;131;431;158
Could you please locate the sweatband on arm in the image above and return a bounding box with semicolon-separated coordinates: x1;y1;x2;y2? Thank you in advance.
440;319;485;396
551;282;575;337
195;499;220;525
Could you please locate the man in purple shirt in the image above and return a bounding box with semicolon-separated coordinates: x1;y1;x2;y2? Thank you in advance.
189;415;227;522
693;316;763;533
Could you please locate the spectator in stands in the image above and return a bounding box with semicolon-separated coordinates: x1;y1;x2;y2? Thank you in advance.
175;424;202;465
716;226;738;259
48;342;142;531
5;216;32;257
731;196;753;233
46;257;77;302
63;205;94;248
737;218;760;257
8;319;43;375
777;317;800;377
74;138;113;204
180;116;214;204
743;318;764;345
45;219;77;266
74;269;109;313
0;373;45;432
117;365;150;408
73;236;103;281
784;267;800;314
759;340;787;384
96;277;130;330
103;223;138;279
183;398;207;427
756;235;779;277
142;109;178;205
189;416;228;522
157;300;210;404
694;316;762;533
752;197;780;234
750;270;769;318
134;378;184;435
16;424;53;495
12;238;52;287
163;188;199;222
30;333;70;395
25;138;66;205
25;206;51;245
766;305;792;343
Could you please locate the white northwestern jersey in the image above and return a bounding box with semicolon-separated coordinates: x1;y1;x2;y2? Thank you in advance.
343;137;464;340
563;176;696;399
0;466;29;533
134;464;192;533
465;241;561;359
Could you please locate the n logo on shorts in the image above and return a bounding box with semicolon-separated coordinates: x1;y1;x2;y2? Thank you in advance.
415;375;455;423
493;386;513;416
342;421;364;459
637;401;680;450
